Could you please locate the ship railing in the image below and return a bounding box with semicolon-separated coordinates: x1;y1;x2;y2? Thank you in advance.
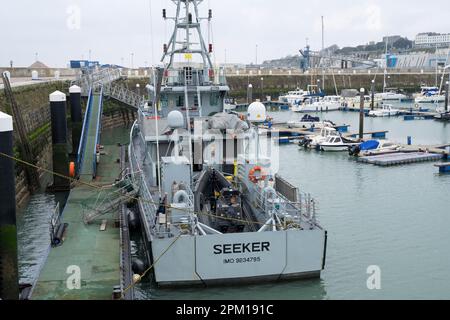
128;135;158;229
92;85;103;178
255;187;318;227
105;82;143;109
164;68;227;87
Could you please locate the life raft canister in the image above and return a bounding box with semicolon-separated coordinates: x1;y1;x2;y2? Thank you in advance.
248;166;267;184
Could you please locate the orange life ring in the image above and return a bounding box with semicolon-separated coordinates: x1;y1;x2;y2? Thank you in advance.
69;162;76;178
248;166;266;184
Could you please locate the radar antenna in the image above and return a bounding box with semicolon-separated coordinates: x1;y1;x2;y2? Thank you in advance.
161;0;213;70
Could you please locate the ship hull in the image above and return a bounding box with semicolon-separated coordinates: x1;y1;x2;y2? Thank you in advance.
149;229;327;287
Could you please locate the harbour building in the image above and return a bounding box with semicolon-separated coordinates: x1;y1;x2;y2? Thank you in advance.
414;32;450;48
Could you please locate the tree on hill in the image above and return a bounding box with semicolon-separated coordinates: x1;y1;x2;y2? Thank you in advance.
392;38;413;49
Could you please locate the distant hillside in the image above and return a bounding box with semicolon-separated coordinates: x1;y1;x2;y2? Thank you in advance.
262;55;301;69
261;37;415;69
335;37;413;55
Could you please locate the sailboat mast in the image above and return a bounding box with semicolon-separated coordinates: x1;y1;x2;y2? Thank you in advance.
383;39;388;93
435;44;439;88
321;16;325;92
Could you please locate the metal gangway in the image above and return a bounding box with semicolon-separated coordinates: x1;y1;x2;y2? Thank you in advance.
74;67;144;109
77;86;104;181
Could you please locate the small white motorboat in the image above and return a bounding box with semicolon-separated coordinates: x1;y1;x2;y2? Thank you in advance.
299;127;340;149
368;104;400;117
319;135;349;152
349;140;400;156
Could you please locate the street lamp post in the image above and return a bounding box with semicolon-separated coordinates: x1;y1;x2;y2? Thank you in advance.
359;88;365;141
136;83;141;97
260;77;264;102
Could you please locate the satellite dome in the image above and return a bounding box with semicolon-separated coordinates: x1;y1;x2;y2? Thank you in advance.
247;102;266;123
167;110;185;129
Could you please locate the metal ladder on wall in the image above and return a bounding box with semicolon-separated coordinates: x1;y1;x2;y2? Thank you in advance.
1;72;41;192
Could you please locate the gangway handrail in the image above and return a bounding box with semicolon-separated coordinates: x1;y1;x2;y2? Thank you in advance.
76;87;93;174
92;86;104;178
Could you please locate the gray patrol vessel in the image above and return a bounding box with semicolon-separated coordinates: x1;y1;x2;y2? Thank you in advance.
129;0;327;287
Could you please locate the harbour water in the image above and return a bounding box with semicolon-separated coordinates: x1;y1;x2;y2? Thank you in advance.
18;113;450;300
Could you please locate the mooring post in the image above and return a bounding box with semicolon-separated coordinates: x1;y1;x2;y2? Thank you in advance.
445;81;449;113
359;88;365;141
0;112;20;300
69;85;82;156
50;91;70;190
247;84;253;104
371;80;375;111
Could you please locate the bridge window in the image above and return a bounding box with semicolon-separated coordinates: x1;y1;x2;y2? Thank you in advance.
161;95;168;108
176;95;184;107
194;94;199;107
210;93;219;106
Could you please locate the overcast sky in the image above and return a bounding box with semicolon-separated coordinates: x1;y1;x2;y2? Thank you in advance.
1;0;450;68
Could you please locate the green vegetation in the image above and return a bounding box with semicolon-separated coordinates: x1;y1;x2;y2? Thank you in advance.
28;122;51;142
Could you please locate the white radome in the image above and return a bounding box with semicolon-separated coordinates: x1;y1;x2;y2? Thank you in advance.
247;101;266;123
167;110;185;129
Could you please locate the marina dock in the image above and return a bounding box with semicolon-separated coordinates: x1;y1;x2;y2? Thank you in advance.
358;152;444;167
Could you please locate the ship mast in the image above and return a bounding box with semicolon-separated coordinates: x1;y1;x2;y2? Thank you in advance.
161;0;213;71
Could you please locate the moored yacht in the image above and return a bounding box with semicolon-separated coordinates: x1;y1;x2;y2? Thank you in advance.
375;89;408;101
415;86;445;104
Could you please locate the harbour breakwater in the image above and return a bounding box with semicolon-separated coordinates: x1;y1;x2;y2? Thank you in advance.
121;72;438;101
0;81;136;207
